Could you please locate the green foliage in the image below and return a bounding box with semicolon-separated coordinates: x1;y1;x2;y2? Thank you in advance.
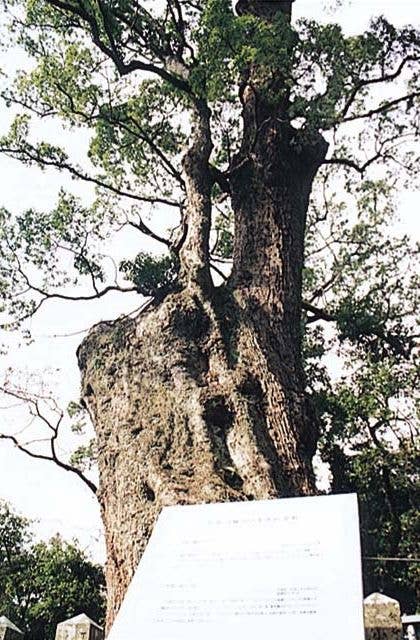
303;167;418;612
120;251;178;297
291;16;419;131
321;430;419;611
213;211;234;259
88;80;186;193
190;0;297;102
304;177;418;361
66;401;98;470
0;190;107;328
0;0;418;327
0;0;418;612
69;439;97;472
0;501;105;640
190;0;236;101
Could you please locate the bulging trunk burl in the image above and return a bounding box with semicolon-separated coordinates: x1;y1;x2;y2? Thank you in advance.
77;2;328;630
77;278;318;627
77;146;326;627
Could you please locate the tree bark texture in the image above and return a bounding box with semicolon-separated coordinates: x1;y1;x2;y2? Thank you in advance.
78;282;316;628
77;2;328;631
77;149;325;627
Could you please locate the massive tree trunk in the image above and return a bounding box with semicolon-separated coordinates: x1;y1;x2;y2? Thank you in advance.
77;1;328;630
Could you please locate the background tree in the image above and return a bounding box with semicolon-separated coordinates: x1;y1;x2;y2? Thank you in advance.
302;178;419;612
0;501;105;640
0;0;418;626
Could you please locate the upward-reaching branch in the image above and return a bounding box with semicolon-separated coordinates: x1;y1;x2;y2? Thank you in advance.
178;101;214;290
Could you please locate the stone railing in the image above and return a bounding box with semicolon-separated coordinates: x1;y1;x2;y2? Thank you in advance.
1;594;418;639
0;613;104;640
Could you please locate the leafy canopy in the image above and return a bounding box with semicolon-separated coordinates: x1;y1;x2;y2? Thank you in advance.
0;0;418;611
0;501;105;640
0;0;418;325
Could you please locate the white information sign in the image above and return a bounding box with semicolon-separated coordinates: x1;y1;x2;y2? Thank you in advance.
108;494;365;640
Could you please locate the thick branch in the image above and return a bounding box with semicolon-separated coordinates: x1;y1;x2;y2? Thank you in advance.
210;166;231;194
178;101;214;289
323;153;383;175
303;301;335;323
210;261;228;282
128;219;171;248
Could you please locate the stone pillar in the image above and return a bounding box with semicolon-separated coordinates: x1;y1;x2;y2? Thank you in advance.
364;593;403;640
401;615;420;640
55;614;104;640
0;616;23;640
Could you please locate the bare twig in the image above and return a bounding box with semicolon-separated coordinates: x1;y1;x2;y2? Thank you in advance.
0;386;97;495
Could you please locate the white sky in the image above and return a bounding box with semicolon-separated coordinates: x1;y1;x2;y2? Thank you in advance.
0;0;419;565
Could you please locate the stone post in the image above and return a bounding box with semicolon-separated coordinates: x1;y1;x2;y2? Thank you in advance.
0;616;23;640
401;615;420;640
364;593;403;640
55;614;104;640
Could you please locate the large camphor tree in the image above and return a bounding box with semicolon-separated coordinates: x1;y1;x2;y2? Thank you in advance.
0;0;418;627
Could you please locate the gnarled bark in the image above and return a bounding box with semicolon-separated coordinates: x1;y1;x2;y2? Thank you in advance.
77;0;328;630
78;281;317;628
77;143;326;627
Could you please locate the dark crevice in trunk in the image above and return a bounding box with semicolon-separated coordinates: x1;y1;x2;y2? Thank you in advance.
237;374;293;495
204;396;244;492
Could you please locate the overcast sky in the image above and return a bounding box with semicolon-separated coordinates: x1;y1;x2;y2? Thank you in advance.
0;0;419;564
